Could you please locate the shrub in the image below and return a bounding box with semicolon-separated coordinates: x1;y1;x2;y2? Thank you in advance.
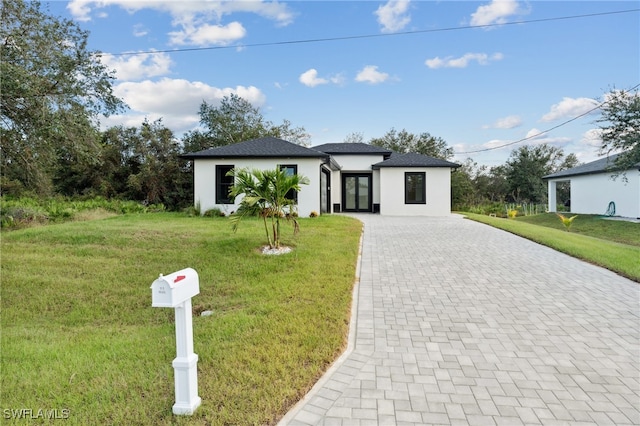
228;168;309;249
0;196;165;229
0;206;49;229
556;213;578;231
203;208;225;217
309;211;319;218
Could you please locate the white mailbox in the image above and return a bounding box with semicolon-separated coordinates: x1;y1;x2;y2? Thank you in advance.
151;268;200;308
151;267;202;415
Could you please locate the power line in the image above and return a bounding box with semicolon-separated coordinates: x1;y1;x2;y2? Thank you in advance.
453;83;640;155
102;9;639;57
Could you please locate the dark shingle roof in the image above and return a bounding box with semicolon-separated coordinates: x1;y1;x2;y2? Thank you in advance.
313;143;393;155
543;153;638;179
372;152;460;169
182;137;329;159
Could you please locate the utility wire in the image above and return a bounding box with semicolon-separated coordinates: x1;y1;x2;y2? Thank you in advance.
88;7;639;154
102;9;639;56
453;83;640;155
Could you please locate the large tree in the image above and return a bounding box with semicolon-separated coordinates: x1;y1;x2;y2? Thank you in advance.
342;132;365;144
1;0;124;195
369;128;453;159
183;94;310;151
596;88;640;172
101;120;191;208
504;144;578;203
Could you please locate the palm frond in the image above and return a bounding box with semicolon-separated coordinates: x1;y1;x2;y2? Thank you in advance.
226;167;309;248
556;213;578;231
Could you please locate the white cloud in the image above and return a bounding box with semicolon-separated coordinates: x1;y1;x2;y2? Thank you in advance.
482;139;512;150
375;0;411;33
67;0;294;47
107;78;266;134
481;128;571;151
355;65;390;84
452;143;468;154
169;21;246;46
299;69;328;87
540;97;599;122
133;24;148;37
525;128;546;140
425;52;503;69
100;52;173;81
485;115;522;129
470;0;522;26
580;128;603;148
330;73;347;86
100;113;199;135
67;0;94;22
525;128;572;146
68;0;294;24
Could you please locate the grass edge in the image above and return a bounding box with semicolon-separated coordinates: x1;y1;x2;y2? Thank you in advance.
461;213;640;283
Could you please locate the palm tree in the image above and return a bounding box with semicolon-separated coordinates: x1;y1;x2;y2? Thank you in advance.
227;168;310;249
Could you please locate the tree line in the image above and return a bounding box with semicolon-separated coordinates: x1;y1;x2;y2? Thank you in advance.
2;0;637;211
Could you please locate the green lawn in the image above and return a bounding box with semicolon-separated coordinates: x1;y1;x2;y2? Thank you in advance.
1;213;362;425
516;212;640;247
463;213;640;282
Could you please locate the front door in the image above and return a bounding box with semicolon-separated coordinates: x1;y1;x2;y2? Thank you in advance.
342;174;372;212
320;168;331;214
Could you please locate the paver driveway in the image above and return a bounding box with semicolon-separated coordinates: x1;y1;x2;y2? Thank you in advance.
280;214;639;425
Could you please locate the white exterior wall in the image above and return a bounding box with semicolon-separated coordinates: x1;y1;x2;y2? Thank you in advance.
566;170;639;218
378;167;453;216
335;154;384;171
193;158;323;217
328;169;342;210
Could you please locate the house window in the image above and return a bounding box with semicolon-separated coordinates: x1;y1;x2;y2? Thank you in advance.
279;164;298;202
216;165;234;204
405;172;426;204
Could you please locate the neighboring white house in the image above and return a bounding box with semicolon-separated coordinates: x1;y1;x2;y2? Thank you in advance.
182;137;460;217
543;153;640;219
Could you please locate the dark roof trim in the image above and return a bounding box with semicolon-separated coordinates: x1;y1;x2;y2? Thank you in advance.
181;137;329;160
313;142;393;155
372;152;460;169
543;153;639;179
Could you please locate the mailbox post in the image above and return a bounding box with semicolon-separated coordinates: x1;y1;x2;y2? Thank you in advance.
151;267;202;415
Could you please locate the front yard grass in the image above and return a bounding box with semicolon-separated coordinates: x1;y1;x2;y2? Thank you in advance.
1;213;362;425
463;213;640;282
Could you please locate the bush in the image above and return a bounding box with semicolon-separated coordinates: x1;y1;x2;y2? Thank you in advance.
0;206;49;228
0;196;164;229
203;208;226;217
457;202;507;217
309;211;319;218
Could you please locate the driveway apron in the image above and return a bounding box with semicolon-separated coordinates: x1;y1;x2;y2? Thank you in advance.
279;214;639;426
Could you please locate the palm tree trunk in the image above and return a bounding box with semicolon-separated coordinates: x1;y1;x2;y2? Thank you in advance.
262;215;273;248
271;216;279;248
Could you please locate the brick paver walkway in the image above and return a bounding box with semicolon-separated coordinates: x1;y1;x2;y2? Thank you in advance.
279;215;640;425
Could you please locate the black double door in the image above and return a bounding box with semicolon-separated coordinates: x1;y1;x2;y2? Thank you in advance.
342;174;372;212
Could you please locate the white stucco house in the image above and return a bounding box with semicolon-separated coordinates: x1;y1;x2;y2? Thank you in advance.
543;153;640;219
182;137;460;217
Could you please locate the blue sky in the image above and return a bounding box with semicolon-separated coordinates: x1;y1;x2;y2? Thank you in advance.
49;1;639;167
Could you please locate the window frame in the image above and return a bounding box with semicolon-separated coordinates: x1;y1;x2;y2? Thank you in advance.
216;165;235;204
404;171;426;204
279;164;298;202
